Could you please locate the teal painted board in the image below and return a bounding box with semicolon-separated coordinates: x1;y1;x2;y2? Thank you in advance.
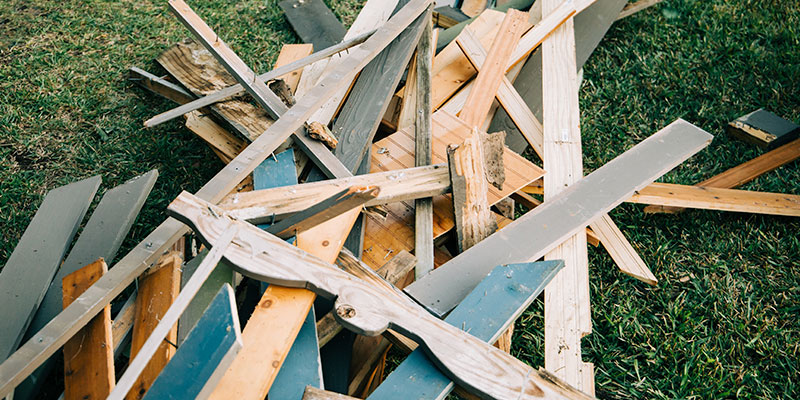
253;147;324;396
177;250;237;344
269;306;324;400
0;175;101;362
143;284;242;400
16;170;158;400
367;261;564;400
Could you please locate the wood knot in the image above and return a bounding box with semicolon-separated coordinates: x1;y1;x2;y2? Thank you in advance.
336;304;356;319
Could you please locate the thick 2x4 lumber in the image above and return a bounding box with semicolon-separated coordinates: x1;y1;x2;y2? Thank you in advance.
220;164;450;223
414;19;436;279
61;259;114;400
266;186;380;239
629;183;800;216
540;0;593;390
458;9;528;128
404;119;713;317
144;28;376;128
644;137;800;214
0;2;432;395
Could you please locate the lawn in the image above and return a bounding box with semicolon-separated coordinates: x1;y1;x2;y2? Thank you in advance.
1;0;798;398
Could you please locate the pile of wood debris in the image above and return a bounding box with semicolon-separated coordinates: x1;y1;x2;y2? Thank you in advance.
1;0;798;399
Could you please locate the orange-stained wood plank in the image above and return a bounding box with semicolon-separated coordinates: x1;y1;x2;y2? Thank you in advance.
125;253;182;400
62;259;114;400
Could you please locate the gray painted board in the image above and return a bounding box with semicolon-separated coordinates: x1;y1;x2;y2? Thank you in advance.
489;0;629;153
0;176;101;362
279;0;347;51
406;120;714;316
16;170;158;400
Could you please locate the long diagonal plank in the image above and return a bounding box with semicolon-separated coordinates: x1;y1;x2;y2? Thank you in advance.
457;24;656;286
142;284;242;400
644;137;800;213
168;192;592;400
16;170;158;400
0;176;100;362
0;1;432;395
61;260;114;400
368;261;565;400
404;120;713;317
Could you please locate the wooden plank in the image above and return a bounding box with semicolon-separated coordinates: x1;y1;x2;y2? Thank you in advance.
279;0;347;50
177;251;236;345
0;176;100;362
457;9;528;128
433;0;535;52
145;29;374;128
266;186;380;239
270;307;322;400
404;119;713;317
168;193;592;400
220;164;449;223
727;108;800;149
128;66;195;104
539;0;592;389
627;183;800;216
368;261;564;400
645;137;800;213
414;18;436;279
589;216;656;284
62;259;114;400
275;44;315;94
460;0;488;17
0;2;432;394
447;131;497;252
433;6;469;28
112;293;137;359
110;229;236;400
616;0;665;19
362;110;544;269
125;253;182;400
142;284;242;400
304;386;360;400
15;171;157;400
489;0;628;153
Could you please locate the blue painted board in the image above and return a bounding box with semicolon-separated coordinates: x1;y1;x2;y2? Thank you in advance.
143;284;242;400
367;260;564;400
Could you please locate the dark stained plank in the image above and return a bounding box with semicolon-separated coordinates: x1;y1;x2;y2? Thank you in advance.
280;0;347;50
488;0;629;153
0;175;100;363
405;120;713;316
16;171;157;400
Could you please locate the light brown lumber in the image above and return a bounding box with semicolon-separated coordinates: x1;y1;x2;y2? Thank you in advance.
362;110;545;269
589;216;656;284
184;111;246;163
644;137;800;214
219;164;450;222
460;0;488;17
457;9;528;128
0;1;432;395
541;0;593;393
62;259;114;400
125;252;181;400
629;183;800;216
303;385;360;400
274;44;315;93
448;130;498;252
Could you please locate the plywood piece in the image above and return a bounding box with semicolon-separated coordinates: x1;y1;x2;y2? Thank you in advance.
62;259;114;400
0;175;100;363
125;253;182;400
362;110;545;269
405;119;713;317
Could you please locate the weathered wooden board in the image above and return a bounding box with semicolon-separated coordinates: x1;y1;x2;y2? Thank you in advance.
489;0;628;153
142;284;242;400
0;176;100;363
62;259;114;400
362;110;544;269
0;2;432;395
279;0;347;50
645;137;800;213
367;261;563;400
168;192;592;400
15;171;156;400
177;251;236;345
405;120;713;317
125;253;182;400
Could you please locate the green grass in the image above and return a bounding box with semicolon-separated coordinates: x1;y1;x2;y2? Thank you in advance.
1;0;798;398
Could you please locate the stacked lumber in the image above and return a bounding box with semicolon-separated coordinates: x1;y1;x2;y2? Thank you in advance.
0;1;797;399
